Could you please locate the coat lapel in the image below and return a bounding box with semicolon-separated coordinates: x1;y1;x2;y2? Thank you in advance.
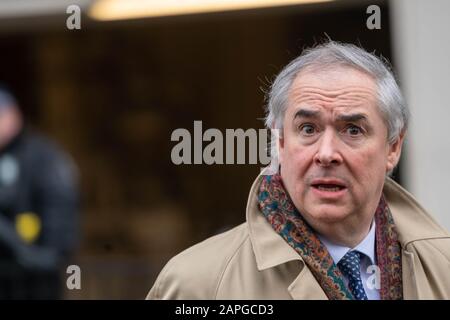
247;175;328;299
401;250;419;299
288;265;328;300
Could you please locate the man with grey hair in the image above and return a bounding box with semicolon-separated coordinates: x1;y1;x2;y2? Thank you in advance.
148;41;450;300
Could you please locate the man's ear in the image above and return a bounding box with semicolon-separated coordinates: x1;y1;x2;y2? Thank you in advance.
277;127;284;164
386;130;406;173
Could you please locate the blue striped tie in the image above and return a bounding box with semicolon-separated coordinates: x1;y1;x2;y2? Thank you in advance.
338;250;368;300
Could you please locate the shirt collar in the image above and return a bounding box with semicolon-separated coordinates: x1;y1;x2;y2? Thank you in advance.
318;220;377;265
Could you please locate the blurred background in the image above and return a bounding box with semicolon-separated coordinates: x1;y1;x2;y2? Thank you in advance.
0;0;448;299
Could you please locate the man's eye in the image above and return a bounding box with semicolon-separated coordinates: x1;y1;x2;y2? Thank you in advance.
299;124;316;135
345;125;363;136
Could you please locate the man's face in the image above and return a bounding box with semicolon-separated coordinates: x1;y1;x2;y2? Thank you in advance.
279;66;403;231
0;106;23;149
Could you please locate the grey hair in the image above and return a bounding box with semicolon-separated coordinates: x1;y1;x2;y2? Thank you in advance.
265;41;409;165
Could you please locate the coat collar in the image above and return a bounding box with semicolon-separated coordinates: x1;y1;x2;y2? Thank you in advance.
246;174;327;299
383;178;450;247
246;173;302;271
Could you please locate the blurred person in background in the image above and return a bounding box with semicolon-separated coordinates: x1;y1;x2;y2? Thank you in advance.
0;85;79;299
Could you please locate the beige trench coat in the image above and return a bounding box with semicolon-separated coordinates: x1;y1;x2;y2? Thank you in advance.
147;176;450;299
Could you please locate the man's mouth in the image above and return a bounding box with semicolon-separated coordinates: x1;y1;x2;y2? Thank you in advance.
312;184;346;192
310;179;347;193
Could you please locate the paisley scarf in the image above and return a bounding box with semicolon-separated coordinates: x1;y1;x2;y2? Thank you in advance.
257;174;403;300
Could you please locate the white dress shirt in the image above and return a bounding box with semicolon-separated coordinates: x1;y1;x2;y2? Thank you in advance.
317;221;380;300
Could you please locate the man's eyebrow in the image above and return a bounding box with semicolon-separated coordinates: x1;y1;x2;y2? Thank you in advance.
294;109;320;119
336;113;368;122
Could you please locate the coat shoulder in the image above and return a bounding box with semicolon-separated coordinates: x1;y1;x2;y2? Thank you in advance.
407;237;450;263
405;237;450;298
147;222;250;299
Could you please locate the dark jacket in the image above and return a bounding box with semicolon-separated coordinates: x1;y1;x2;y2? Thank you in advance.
0;128;79;298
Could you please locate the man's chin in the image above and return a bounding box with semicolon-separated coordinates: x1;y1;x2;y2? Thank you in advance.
302;204;352;224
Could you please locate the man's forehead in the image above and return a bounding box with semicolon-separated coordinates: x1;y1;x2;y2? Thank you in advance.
290;66;377;93
292;106;370;121
287;92;377;117
287;68;378;115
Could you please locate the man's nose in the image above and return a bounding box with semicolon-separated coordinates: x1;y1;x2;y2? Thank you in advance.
313;129;343;167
